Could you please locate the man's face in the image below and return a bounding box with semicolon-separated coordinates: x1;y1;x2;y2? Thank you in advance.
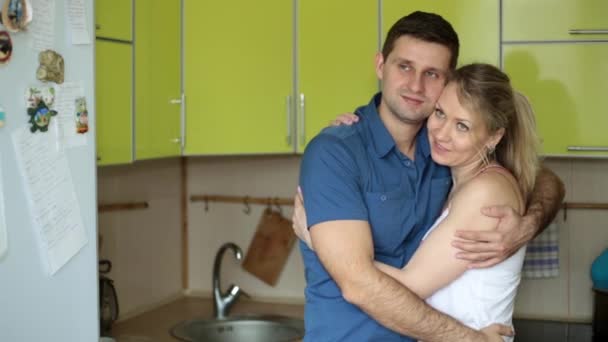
376;36;452;125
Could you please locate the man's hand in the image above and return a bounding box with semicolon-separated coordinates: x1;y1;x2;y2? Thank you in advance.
292;187;313;249
452;205;534;268
479;323;514;342
330;113;359;126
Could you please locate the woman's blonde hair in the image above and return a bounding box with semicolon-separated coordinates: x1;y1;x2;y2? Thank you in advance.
451;63;540;198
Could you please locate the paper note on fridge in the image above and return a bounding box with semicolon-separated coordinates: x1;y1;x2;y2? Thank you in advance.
11;125;87;275
0;155;7;260
67;0;91;45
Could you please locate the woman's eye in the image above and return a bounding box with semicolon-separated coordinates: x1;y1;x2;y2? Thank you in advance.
456;122;469;131
435;108;445;118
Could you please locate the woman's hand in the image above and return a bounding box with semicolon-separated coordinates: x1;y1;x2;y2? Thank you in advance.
292;187;313;250
330;113;359;126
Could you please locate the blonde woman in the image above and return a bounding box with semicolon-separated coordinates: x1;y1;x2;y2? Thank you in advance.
294;63;540;341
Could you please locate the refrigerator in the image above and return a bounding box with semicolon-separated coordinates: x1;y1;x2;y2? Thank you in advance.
0;0;98;341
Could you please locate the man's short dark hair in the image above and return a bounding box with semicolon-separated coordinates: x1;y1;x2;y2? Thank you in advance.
382;11;460;70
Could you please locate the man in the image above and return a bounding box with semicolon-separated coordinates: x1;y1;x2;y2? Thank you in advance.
298;11;564;342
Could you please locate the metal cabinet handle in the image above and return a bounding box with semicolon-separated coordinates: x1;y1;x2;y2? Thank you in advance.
299;93;306;146
568;29;608;35
567;146;608;152
96;24;101;30
286;95;293;146
169;98;182;105
170;138;181;144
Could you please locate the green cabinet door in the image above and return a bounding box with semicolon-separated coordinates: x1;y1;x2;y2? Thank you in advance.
503;0;608;41
183;0;293;155
95;40;134;165
134;0;181;160
504;44;608;156
95;0;133;41
297;0;378;151
382;0;499;66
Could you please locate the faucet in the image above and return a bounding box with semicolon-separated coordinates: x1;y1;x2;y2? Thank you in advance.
213;242;245;319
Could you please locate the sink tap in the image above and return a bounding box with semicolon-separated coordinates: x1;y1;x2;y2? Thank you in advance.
213;242;244;319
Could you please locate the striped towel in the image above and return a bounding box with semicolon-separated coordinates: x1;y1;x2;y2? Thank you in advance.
522;222;560;278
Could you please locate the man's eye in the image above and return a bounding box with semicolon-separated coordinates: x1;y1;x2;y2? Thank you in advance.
426;71;439;79
399;64;411;71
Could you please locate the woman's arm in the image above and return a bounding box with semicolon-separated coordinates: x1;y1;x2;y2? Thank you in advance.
378;173;522;299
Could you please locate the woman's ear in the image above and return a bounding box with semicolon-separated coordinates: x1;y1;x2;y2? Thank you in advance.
488;127;506;150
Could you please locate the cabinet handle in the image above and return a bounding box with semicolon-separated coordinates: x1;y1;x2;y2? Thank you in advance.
169;98;182;105
170;138;181;144
96;24;100;30
568;29;608;35
299;93;306;146
286;95;293;146
567;146;608;152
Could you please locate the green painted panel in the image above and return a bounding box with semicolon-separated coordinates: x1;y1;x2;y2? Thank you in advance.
184;0;293;155
382;0;499;66
504;44;608;156
95;40;133;165
134;0;181;160
95;0;132;41
504;0;608;41
297;0;378;152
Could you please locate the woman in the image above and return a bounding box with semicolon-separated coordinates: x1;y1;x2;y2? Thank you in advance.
293;63;539;341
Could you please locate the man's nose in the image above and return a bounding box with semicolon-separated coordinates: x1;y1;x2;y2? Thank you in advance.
407;72;424;94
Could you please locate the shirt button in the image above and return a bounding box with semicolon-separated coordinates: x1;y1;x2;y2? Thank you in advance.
405;160;411;167
380;195;387;201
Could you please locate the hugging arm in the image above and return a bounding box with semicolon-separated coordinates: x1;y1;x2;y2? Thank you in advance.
453;165;565;268
376;173;521;299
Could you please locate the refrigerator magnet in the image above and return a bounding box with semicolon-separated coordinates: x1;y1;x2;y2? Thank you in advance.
36;50;64;84
25;87;57;132
0;0;33;32
75;97;88;134
0;31;12;64
0;105;5;127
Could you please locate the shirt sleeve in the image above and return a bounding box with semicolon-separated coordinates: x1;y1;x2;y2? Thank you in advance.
299;133;369;229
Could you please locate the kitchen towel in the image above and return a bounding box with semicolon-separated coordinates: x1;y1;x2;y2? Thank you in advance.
522;222;560;278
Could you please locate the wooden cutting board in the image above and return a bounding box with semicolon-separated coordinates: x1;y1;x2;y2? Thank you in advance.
242;208;296;286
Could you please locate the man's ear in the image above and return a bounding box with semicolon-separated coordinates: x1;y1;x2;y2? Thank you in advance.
375;52;385;81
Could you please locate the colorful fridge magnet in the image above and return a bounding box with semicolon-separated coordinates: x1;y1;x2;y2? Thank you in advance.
0;31;12;64
0;105;6;127
25;87;57;132
36;50;65;84
0;0;32;32
75;97;88;134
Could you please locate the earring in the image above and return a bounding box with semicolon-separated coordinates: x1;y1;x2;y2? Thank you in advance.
486;145;495;155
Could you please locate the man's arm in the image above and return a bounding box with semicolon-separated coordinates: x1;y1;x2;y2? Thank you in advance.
453;165;565;268
310;220;490;342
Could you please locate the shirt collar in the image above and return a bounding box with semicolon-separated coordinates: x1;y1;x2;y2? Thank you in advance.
358;93;431;160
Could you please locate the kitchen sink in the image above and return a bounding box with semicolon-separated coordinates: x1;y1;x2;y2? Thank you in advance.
170;314;305;342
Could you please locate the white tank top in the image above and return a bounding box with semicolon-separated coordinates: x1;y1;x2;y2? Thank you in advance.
422;208;525;342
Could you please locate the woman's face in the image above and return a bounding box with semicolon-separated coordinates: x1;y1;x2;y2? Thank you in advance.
427;82;498;168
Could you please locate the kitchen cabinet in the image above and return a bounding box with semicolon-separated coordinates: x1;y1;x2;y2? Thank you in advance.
503;44;608;157
134;0;182;160
296;0;378;151
95;0;182;165
382;0;500;66
184;0;293;155
95;40;134;165
95;0;132;41
503;0;608;41
183;0;377;155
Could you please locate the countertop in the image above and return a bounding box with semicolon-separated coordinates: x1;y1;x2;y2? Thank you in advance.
111;296;305;342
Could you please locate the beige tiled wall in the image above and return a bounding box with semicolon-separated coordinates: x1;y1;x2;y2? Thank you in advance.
98;156;608;322
97;158;183;318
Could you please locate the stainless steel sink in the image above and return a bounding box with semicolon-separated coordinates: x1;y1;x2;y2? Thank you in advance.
170;314;305;342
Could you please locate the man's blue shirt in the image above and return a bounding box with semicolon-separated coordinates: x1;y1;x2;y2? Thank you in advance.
299;93;452;341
